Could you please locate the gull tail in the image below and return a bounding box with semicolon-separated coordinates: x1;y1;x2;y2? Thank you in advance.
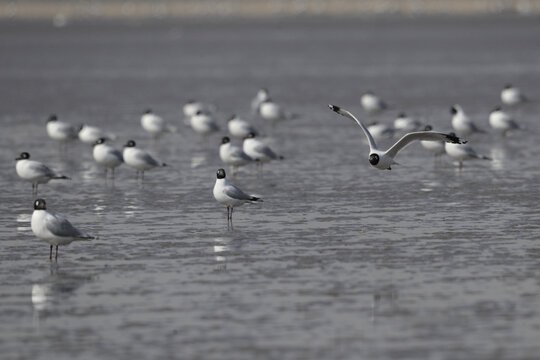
250;196;263;202
53;175;71;180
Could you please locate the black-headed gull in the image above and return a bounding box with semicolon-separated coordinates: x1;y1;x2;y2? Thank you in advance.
394;112;422;132
227;115;258;138
15;152;70;194
78;124;116;145
92;138;123;177
123;140;167;179
329;105;463;170
360;91;388;114
501;84;528;106
242;132;283;164
251;88;270;114
219;136;253;175
46;114;78;144
213;168;262;226
445;134;491;170
190;110;220;137
450;105;485;136
31;198;94;260
141;109;176;138
489;106;521;136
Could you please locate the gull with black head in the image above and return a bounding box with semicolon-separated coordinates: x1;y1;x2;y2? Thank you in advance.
15;152;70;194
93;138;123;177
329;105;463;170
123;140;167;179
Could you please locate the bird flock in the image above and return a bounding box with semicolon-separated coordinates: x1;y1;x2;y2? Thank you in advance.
14;84;529;260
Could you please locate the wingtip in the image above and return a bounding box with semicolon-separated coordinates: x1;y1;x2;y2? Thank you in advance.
446;133;463;144
328;104;340;113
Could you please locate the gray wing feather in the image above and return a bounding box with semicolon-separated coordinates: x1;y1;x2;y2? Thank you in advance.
46;213;89;238
28;161;56;177
229;147;253;161
135;151;160;166
225;184;255;201
253;143;278;159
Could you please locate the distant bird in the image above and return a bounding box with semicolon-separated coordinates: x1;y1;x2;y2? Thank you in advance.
15;152;70;194
219;136;253;175
46;114;78;146
92;138;123;177
189;110;220;137
78;124;116;145
31;198;94;260
366;122;395;142
489;106;521;136
258;98;289;126
329;104;463;170
420;125;446;157
251;88;270;114
242;132;283;165
140;109;176;139
227;114;258;139
450;105;485;136
360;91;388;114
183;100;214;118
213;168;262;226
123;140;167;179
501;84;528;106
393;112;422;132
445;136;491;170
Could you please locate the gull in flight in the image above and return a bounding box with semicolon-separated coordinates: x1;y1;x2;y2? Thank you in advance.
329;105;463;170
31;198;94;261
213;168;262;227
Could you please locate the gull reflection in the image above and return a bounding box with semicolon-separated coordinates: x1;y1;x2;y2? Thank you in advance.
32;264;94;327
490;144;510;171
371;286;399;323
214;237;231;265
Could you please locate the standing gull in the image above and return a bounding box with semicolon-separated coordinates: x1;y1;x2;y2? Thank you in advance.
489;106;521;136
141;109;176;139
329;105;463;170
501;84;528;106
46;114;78;149
92;138;123;177
213;168;262;227
219;136;253;175
450;105;485;136
360;91;388;114
15;152;70;194
123;140;167;179
31;198;94;260
445;135;491;170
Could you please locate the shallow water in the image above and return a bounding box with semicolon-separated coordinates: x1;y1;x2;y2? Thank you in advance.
1;16;540;360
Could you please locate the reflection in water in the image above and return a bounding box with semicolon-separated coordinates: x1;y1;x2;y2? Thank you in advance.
31;264;94;327
490;144;509;171
16;213;31;232
191;152;208;169
371;286;399;323
213;237;230;269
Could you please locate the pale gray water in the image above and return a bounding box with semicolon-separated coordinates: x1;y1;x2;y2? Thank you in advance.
1;16;540;360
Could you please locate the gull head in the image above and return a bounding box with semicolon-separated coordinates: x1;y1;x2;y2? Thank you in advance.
94;138;106;146
34;198;47;210
216;168;226;179
144;109;152;114
369;153;380;166
221;136;230;145
16;152;30;161
124;140;136;148
47;114;58;123
450;106;458;115
424;125;433;131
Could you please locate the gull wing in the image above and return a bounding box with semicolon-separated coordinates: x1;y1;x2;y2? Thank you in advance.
229;147;253;162
224;184;256;201
135;150;160;166
386;131;461;159
329;105;377;151
252;142;278;159
45;212;90;239
27;161;56;178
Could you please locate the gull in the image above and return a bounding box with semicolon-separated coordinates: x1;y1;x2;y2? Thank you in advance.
213;168;262;226
219;136;253;175
258;98;296;126
183;100;215;125
501;84;528;106
489;106;521;136
92;138;123;177
329;104;463;170
227;114;258;138
450;105;485;136
46;114;78;146
251;88;270;114
360;91;388;114
393;112;422;132
141;109;176;139
31;198;94;260
243;132;283;164
420;125;446;157
15;152;70;194
78;124;117;145
190;110;220;137
445;134;491;170
123;140;167;179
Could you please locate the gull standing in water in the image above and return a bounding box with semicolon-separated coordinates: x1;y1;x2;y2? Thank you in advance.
219;136;253;175
251;88;270;114
489;106;521;136
141;109;176;139
501;84;528;106
31;198;94;261
213;168;262;227
227;114;258;139
46;114;78;150
123;140;167;179
242;132;283;171
329;105;463;170
445;134;491;170
450;105;485;136
78;124;117;145
360;91;388;115
92;138;123;177
190;110;220;138
15;152;70;194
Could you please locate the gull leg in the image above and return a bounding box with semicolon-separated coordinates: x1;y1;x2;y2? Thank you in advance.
111;167;115;179
35;183;39;195
49;245;53;260
55;246;58;261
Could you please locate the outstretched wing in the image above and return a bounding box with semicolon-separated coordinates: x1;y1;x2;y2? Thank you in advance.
328;105;377;151
45;212;90;239
386;131;462;159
